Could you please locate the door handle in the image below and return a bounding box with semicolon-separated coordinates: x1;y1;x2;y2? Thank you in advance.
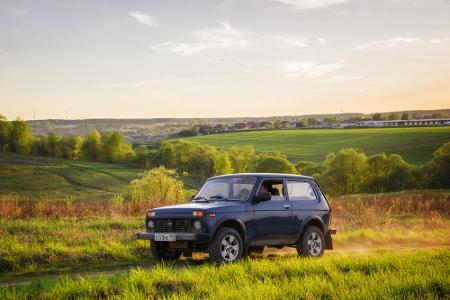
283;204;290;209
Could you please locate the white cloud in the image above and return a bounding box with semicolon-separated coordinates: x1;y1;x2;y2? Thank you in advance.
150;21;249;55
317;74;364;83
271;0;353;10
430;38;449;44
355;36;449;50
355;36;421;50
245;59;346;80
317;37;327;45
271;34;308;47
279;61;345;79
9;6;29;17
129;11;159;27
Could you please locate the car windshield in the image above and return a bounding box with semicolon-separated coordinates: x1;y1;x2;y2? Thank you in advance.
195;177;257;201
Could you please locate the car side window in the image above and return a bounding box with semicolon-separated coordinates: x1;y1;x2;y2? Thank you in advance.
287;181;317;201
258;179;285;201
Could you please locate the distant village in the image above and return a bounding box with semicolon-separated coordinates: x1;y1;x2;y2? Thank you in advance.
125;114;450;143
27;111;450;144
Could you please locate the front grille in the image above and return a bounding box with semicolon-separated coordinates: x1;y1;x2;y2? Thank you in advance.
153;218;193;232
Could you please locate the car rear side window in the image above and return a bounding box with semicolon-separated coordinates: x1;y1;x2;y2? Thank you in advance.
287;181;317;201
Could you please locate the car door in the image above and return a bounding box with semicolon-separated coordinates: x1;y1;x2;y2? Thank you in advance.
253;178;295;245
286;179;321;235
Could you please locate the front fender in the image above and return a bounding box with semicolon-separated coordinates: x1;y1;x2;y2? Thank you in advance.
211;216;248;244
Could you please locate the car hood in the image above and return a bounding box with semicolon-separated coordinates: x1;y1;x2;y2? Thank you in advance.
151;201;247;215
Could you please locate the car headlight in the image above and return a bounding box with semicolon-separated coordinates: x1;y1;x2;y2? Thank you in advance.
193;220;202;231
148;220;155;230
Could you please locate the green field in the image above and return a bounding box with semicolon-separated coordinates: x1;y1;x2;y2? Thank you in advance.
184;127;450;165
1;250;448;299
0;154;143;201
0;154;203;201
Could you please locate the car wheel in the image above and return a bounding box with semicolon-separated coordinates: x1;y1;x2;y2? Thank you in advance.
150;241;181;261
208;227;243;263
249;246;265;254
296;226;325;257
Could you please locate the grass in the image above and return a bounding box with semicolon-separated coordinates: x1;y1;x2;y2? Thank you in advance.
183;126;450;165
0;153;203;202
0;191;448;282
1;250;449;299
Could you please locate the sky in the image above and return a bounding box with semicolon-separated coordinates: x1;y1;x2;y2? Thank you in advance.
1;0;450;120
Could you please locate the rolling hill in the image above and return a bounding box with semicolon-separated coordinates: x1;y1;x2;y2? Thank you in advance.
184;127;450;165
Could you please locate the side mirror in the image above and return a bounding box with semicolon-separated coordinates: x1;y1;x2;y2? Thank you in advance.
254;192;271;203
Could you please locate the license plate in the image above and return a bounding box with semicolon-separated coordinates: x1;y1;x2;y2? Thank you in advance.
154;233;176;242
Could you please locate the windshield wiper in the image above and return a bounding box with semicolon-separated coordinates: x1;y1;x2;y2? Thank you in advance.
192;196;211;202
208;195;229;201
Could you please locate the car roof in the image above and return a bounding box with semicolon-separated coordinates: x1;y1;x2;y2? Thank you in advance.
209;173;315;180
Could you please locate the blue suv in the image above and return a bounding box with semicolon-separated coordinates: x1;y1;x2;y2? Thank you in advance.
137;173;336;262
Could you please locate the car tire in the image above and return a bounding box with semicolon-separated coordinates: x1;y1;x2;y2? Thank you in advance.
150;241;181;261
296;226;325;257
208;227;243;263
249;246;265;254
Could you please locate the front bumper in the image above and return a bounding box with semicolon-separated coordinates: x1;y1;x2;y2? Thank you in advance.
135;232;210;241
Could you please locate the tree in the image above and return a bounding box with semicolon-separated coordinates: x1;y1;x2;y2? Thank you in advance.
228;145;256;173
364;153;416;193
82;130;102;161
214;151;233;175
423;142;450;188
295;161;322;176
134;145;150;168
319;148;368;195
101;131;134;163
9;118;32;154
0;117;11;152
157;141;176;169
254;156;298;174
128;166;186;207
401;113;409;120
31;135;49;156
388;113;399;120
372;113;383;121
60;135;83;160
46;132;61;157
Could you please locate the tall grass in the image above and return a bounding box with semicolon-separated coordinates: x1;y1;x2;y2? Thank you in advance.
1;250;449;299
1;191;449;280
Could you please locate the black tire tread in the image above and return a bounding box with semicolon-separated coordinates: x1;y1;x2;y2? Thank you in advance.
296;225;325;257
208;227;243;263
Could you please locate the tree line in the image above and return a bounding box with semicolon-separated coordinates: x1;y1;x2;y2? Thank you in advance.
1;114;448;196
0;116;134;163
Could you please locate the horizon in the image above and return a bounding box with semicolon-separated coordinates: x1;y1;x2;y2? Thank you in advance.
18;107;450;122
1;0;450;120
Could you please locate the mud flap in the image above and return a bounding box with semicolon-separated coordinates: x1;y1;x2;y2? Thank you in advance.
325;233;333;250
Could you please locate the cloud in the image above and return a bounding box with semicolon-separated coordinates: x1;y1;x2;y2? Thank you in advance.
271;34;308;48
150;21;249;55
354;36;420;50
271;0;353;10
317;37;327;45
9;6;29;17
129;11;159;27
430;38;449;44
279;61;346;79
245;59;346;80
355;36;449;50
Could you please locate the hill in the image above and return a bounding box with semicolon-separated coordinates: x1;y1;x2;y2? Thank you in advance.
184;127;450;165
0;154;203;202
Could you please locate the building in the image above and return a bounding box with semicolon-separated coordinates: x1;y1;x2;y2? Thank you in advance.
355;118;450;127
